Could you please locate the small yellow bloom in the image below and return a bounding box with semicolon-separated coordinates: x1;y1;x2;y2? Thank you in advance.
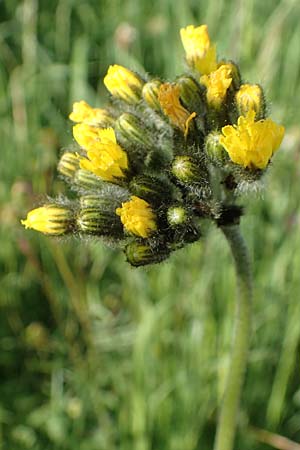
220;110;285;169
116;196;157;238
73;123;114;150
158;83;196;137
104;64;144;104
200;64;232;108
180;25;217;75
235;84;264;118
78;127;128;182
69;100;114;127
21;205;72;235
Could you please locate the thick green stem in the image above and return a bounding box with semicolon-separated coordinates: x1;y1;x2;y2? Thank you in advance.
213;224;252;450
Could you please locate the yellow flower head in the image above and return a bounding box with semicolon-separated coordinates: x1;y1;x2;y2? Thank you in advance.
73;123;107;150
78;127;128;182
220;110;285;169
116;196;157;238
200;64;233;108
180;25;217;75
104;65;144;104
158;83;196;137
69;100;114;127
235;84;264;118
21;205;72;235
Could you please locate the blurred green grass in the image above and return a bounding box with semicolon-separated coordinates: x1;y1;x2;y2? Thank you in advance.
1;0;300;449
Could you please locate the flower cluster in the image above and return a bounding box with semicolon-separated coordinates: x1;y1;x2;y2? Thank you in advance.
22;25;285;266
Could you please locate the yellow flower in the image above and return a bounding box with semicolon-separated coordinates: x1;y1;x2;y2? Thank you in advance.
158;83;196;137
103;65;144;104
235;84;264;118
78;127;128;182
180;25;217;75
21;205;72;235
73;123;108;150
220;110;285;169
200;64;232;108
69;100;114;127
116;196;157;238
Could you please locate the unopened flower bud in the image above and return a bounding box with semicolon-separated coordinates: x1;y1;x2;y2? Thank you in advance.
172;156;204;183
167;205;189;227
176;76;205;115
57;152;79;179
142;80;162;111
74;169;105;191
205;131;227;162
77;203;123;236
79;195;113;209
104;64;144;104
21;204;74;235
115;113;153;148
235;84;265;119
80;190;127;208
129;175;173;205
125;241;170;267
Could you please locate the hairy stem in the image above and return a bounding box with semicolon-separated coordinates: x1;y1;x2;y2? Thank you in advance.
213;224;252;450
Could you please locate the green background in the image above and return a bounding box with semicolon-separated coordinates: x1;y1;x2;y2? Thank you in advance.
1;0;300;449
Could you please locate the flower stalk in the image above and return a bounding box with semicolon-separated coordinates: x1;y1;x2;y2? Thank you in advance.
214;224;252;450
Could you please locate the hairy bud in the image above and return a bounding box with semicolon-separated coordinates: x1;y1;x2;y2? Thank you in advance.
115;113;154;149
172;156;204;183
129;175;173;205
205;131;227;162
142;80;162;111
58;152;80;180
125;241;170;267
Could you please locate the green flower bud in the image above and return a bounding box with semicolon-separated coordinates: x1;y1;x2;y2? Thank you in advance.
144;148;171;171
125;241;170;267
74;169;105;191
129;175;173;205
115;113;154;149
77;205;123;236
172;156;204;184
165;205;201;247
167;205;189;227
176;76;205;116
57;152;79;179
142;79;162;111
205;131;227;162
79;195;114;210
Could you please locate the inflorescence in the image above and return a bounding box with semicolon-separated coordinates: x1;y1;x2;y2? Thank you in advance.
21;24;285;266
